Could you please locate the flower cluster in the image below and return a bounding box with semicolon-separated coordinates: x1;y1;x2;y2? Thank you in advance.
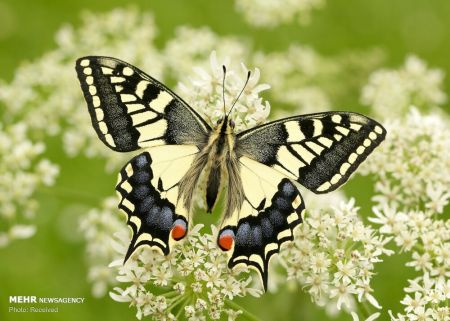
253;45;385;114
0;122;59;247
360;108;450;213
178;51;271;132
280;195;393;320
234;0;326;28
79;197;125;297
361;55;447;118
109;224;262;321
361;108;450;321
0;8;162;171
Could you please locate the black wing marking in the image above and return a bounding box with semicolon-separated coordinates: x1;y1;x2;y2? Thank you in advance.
116;145;199;260
236;112;386;193
218;157;304;290
75;56;210;152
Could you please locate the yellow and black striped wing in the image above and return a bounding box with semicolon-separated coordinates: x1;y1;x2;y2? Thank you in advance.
218;157;304;291
237;112;386;194
116;145;199;261
75;56;210;152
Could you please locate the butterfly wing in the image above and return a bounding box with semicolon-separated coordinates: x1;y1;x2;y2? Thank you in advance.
236;112;386;193
75;56;210;151
116;145;199;261
218;157;304;290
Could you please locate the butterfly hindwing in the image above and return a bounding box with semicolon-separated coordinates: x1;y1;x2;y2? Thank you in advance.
75;56;210;152
116;145;199;260
237;112;386;194
218;157;304;290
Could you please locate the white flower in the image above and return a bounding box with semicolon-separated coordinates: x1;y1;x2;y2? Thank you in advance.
280;197;391;317
0;122;58;247
361;55;447;118
234;0;326;28
178;51;271;133
109;224;261;320
351;311;381;321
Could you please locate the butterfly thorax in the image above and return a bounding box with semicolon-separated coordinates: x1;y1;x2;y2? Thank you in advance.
204;116;237;213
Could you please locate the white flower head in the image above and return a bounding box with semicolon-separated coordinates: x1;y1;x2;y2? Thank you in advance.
178;51;271;132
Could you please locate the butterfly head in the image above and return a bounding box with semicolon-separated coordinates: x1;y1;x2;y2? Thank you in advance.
215;116;236;133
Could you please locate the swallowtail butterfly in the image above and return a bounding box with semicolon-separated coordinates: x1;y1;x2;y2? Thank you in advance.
75;56;386;290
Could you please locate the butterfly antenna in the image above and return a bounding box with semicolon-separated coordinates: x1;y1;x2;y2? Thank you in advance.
227;70;251;117
222;65;227;115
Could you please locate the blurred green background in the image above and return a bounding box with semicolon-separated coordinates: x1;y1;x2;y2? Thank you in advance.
0;1;448;320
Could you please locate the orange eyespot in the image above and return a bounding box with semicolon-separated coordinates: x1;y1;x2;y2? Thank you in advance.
218;229;235;251
171;219;187;240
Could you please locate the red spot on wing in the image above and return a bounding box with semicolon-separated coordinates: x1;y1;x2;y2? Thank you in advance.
171;224;186;240
218;234;234;251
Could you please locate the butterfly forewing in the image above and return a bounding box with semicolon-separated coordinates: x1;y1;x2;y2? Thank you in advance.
236;112;386;194
75;56;210;151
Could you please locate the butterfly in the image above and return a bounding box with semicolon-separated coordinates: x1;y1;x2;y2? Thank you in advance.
75;56;386;290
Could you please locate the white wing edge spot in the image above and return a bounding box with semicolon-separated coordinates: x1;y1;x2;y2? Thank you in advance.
331;115;342;123
89;85;97;95
92;96;101;107
374;125;383;134
105;134;116;147
277;229;292;240
129;216;141;231
340;162;351;175
122;198;135;212
287;212;298;224
123;67;134;76
264;243;278;257
98;121;108;134
95;108;104;121
316;182;331;192
348;152;358;164
80;59;90;67
330;173;342;185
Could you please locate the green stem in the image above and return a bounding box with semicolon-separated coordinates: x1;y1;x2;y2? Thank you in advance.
357;298;371;319
174;296;190;319
225;299;261;321
168;293;186;311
